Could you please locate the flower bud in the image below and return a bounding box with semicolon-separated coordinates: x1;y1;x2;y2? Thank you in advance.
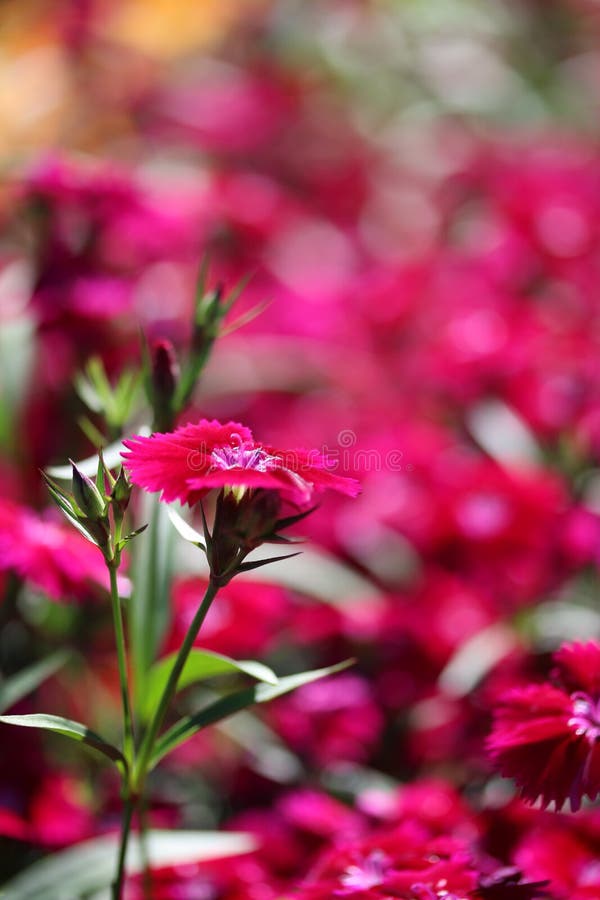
193;284;223;351
111;467;132;516
71;461;106;522
149;338;180;432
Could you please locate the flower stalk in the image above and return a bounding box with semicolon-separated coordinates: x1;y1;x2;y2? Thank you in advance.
132;577;219;792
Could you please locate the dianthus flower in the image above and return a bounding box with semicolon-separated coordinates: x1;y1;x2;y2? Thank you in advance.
487;641;600;811
122;419;359;508
123;419;359;584
291;826;478;899
0;498;124;601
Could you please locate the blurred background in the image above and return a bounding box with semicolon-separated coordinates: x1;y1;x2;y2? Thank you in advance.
3;1;600;896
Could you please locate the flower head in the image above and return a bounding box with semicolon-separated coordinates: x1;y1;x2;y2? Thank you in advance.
487;641;600;811
123;418;359;583
122;418;360;508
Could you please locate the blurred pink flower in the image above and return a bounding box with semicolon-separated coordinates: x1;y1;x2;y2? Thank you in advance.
487;642;600;811
0;498;126;601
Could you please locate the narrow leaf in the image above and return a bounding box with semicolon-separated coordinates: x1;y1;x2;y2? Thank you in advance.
221;271;253;315
44;487;99;545
220;297;269;336
77;415;106;448
140;649;278;721
117;523;149;550
74;372;103;413
195;253;210;305
151;660;354;768
0;651;71;714
0;713;126;768
130;494;176;709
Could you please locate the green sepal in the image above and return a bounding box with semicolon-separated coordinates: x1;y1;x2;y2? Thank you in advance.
235;551;302;574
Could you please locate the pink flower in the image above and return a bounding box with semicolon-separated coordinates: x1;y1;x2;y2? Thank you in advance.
515;820;600;899
292;825;478;899
0;499;125;601
487;641;600;811
165;576;291;658
267;672;384;767
122;418;360;508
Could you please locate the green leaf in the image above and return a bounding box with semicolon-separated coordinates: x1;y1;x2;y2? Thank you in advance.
0;830;256;900
0;650;70;714
130;494;176;709
74;370;103;414
150;659;354;768
116;523;149;550
0;713;126;769
221;271;253;316
140;649;278;721
220;296;269;337
44;482;99;545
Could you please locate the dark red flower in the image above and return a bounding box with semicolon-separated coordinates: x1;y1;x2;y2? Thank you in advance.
487;641;600;811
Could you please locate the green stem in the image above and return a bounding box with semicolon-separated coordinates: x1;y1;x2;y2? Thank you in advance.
138;793;152;900
108;561;135;764
133;579;219;790
112;795;134;900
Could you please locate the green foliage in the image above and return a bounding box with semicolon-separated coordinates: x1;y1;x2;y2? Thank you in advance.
0;713;126;770
150;659;355;768
140;648;278;721
0;650;70;714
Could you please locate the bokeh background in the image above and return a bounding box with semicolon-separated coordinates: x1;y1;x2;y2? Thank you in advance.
3;1;600;896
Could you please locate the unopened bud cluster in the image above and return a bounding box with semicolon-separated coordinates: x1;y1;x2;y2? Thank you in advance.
43;456;140;566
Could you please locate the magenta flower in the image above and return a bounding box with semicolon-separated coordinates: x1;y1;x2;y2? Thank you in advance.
291;826;478;899
122;418;360;508
487;641;600;811
0;498;126;601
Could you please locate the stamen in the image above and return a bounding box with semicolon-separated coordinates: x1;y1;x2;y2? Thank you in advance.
210;442;280;473
340;850;389;890
568;691;600;742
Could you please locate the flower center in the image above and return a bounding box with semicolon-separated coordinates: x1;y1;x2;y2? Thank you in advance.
210;436;279;473
569;692;600;742
340;850;389;891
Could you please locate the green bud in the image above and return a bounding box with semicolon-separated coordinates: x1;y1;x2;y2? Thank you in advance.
71;461;106;522
111;467;132;516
